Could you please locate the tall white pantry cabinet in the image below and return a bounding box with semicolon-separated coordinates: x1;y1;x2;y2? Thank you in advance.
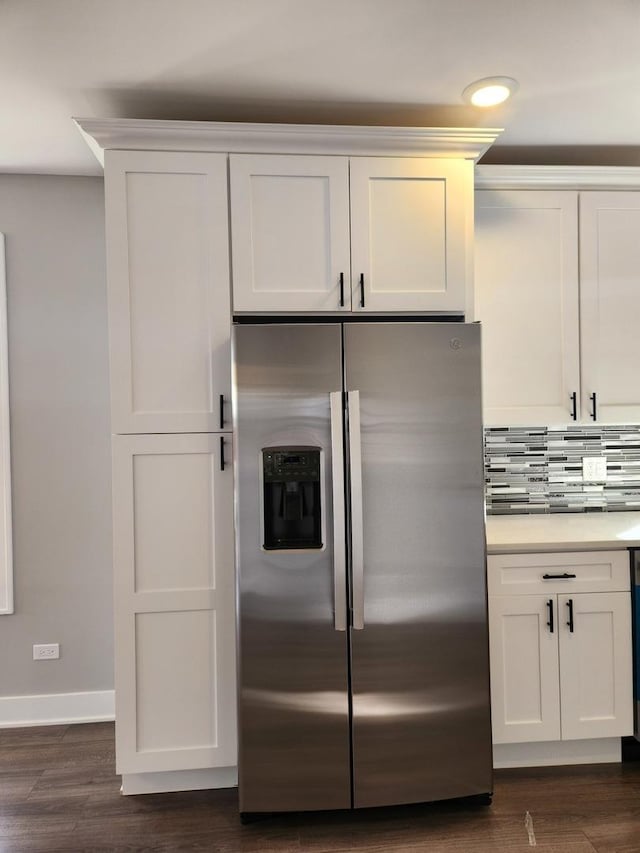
89;119;501;795
106;151;237;794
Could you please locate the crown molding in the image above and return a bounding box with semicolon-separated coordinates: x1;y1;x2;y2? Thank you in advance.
73;118;502;166
475;164;640;190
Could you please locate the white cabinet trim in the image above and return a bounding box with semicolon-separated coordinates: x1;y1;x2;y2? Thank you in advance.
0;235;12;615
476;165;640;190
75;118;501;164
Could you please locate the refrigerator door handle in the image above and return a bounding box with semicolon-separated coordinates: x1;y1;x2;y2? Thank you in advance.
330;391;348;632
348;390;365;630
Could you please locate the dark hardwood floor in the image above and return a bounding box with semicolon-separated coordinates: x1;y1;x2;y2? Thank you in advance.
1;722;640;852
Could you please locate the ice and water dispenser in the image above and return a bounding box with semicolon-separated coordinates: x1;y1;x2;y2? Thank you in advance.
262;447;322;550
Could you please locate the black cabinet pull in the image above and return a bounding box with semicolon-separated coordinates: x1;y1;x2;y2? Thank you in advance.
339;272;345;307
546;599;554;633
570;391;577;421
220;436;225;471
566;598;574;633
219;394;225;430
542;572;577;580
359;273;365;308
589;392;597;420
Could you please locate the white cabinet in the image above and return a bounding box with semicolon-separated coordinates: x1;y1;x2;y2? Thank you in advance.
559;591;633;740
105;151;232;434
475;180;640;426
489;594;561;743
474;191;580;425
488;551;633;746
580;192;640;423
231;154;471;315
104;149;236;787
112;433;236;775
230;155;351;313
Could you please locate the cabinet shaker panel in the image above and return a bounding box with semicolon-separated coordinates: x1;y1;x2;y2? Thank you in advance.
475;190;579;425
112;433;236;775
350;158;470;313
559;591;633;740
230;154;351;313
105;151;231;434
489;594;561;744
580;192;640;423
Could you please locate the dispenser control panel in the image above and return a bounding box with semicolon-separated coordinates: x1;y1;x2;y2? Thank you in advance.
263;450;321;483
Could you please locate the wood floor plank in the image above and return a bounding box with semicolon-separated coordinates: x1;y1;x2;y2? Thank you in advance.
0;726;68;748
0;739;115;773
0;775;39;806
0;722;639;852
60;722;115;744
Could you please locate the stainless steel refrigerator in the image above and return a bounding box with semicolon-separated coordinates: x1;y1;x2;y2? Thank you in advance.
233;321;492;816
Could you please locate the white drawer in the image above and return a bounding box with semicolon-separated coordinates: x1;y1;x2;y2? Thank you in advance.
487;550;630;595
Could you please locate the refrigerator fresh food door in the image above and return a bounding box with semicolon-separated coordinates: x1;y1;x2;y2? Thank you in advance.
345;322;492;808
234;323;351;813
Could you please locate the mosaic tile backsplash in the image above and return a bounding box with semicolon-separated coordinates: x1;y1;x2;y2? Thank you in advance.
485;425;640;514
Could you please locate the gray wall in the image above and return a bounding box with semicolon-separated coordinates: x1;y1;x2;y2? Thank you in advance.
0;175;112;697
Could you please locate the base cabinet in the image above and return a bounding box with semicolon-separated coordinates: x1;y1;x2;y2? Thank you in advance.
112;433;236;775
488;551;633;747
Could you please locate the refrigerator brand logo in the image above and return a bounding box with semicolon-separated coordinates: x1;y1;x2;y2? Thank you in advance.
450;338;462;350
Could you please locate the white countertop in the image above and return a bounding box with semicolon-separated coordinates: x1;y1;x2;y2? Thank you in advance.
486;511;640;553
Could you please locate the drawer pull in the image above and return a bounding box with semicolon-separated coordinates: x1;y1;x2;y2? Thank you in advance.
542;572;577;580
546;598;554;633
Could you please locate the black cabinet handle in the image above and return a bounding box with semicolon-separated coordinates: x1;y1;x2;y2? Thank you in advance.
359;273;365;308
589;392;597;420
566;598;574;633
219;394;225;430
570;391;577;421
546;599;554;633
339;272;345;307
220;436;225;471
542;572;577;580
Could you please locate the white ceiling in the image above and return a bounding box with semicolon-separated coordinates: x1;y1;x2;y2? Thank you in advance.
3;0;640;175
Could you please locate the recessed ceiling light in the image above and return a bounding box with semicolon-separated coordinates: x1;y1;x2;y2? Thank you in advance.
462;77;519;107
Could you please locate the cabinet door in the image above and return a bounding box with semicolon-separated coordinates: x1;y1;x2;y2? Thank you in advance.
475;191;580;425
559;591;633;740
105;151;231;434
350;157;471;313
580;192;640;422
489;595;561;744
230;154;351;312
112;433;236;774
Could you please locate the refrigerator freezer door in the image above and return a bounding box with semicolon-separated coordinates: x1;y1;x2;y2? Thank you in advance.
345;322;492;808
234;324;351;813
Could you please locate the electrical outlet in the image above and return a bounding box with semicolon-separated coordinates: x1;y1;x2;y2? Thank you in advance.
33;643;59;660
582;456;607;481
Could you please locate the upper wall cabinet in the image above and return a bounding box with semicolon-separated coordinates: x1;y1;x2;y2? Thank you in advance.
580;192;640;423
350;157;472;313
230;154;472;314
475;190;580;425
230;155;351;313
475;169;640;426
105;151;232;434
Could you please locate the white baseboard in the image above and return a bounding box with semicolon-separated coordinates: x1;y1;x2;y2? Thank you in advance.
0;689;115;728
121;767;238;795
493;737;621;769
